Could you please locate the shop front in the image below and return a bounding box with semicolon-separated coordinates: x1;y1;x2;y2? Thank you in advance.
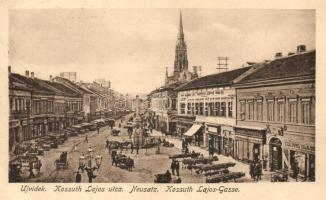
234;126;266;163
283;139;315;181
184;123;204;146
207;125;221;154
175;115;195;138
9;120;20;151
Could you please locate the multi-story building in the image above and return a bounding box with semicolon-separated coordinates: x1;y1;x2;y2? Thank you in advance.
54;76;96;122
175;67;253;153
150;83;179;134
234;46;315;181
9;70;55;148
36;77;83;129
9;68;32;151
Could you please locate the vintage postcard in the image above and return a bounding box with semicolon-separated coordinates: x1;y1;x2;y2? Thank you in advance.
0;0;325;200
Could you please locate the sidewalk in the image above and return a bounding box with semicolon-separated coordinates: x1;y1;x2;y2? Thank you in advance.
151;129;272;182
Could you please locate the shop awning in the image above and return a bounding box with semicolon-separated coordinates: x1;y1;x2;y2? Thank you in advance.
184;124;202;137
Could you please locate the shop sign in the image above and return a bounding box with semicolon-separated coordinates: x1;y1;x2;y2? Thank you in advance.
284;141;315;152
208;126;218;133
235;135;264;144
235;128;265;139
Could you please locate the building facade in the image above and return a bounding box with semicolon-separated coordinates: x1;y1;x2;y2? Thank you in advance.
234;48;315;181
176;67;252;152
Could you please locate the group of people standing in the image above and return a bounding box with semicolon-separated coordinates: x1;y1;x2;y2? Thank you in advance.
249;160;263;182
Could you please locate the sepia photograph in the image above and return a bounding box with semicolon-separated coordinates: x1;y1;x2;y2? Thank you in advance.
7;8;315;184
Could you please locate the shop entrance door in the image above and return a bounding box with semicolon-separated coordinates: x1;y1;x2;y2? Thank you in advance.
270;138;282;171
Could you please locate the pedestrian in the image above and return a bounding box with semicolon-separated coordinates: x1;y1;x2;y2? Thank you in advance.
257;161;262;180
182;139;186;152
253;162;260;182
97;126;100;134
106;139;109;148
185;147;189;154
136;144;139;155
75;171;81;183
131;143;134;154
171;160;176;175
87;169;94;183
119;123;121;128
111;151;117;166
175;160;180;176
292;161;299;182
36;160;42;175
29;161;35;178
85;135;88;143
249;161;254;179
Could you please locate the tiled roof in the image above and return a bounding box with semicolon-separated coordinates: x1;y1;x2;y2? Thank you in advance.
11;73;54;95
54;76;92;94
237;50;315;84
36;79;82;97
176;67;251;91
9;74;31;91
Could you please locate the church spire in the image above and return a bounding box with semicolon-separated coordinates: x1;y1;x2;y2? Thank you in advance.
178;10;184;39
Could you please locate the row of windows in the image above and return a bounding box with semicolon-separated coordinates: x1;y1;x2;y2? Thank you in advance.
32;100;54;114
9;97;30;112
67;101;83;112
9;97;83;114
239;98;314;125
179;101;233;117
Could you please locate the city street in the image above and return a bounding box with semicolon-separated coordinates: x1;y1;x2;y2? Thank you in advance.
22;117;205;183
18;115;275;183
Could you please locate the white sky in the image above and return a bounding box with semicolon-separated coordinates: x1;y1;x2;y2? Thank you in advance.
9;9;315;94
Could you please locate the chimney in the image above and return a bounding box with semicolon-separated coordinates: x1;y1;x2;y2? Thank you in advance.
49;75;52;81
31;72;35;78
25;70;29;77
8;66;11;74
297;45;306;53
275;52;282;58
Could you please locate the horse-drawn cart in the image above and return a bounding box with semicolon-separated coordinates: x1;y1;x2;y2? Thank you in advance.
154;173;182;183
169;152;200;160
55;151;69;170
206;172;245;183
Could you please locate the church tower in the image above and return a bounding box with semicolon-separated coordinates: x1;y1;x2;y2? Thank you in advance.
174;11;188;77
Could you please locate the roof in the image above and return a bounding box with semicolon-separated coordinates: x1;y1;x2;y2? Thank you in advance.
176;67;251;91
38;79;81;97
10;73;54;95
237;50;315;85
54;76;92;94
150;82;183;94
9;74;31;91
